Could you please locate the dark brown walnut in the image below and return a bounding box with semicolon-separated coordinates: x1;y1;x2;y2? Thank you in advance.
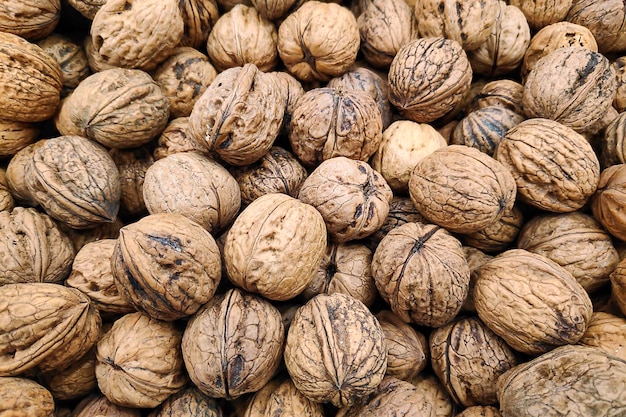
430;316;518;407
112;213;222;321
147;386;224;417
109;146;153;216
25;135;120;229
601;111;626;167
0;283;101;376
0;207;74;286
96;312;188;408
371;120;447;194
178;0;219;49
451;106;525;157
41;347;97;401
409;373;456;417
0;169;14;212
364;196;425;251
0;31;62;123
0;377;54;417
415;0;498;51
461;246;493;312
65;0;106;19
376;310;428;381
37;34;90;97
409;145;516;234
523;47;617;133
0;0;59;40
182;288;284;399
61;217;123;253
614;58;626;112
153;117;209;160
567;0;626;53
298;157;393;242
277;1;360;82
284;293;387;407
231;146;308;206
495;118;600;213
469;79;524;115
474;249;593;355
72;394;142;417
357;0;418;68
0;119;39;158
455;406;502;417
372;221;470;327
251;0;297;21
462;205;523;253
56;68;170;150
517;212;619;293
388;38;472;123
509;0;573;29
153;47;218;119
243;376;325;417
270;71;304;134
224;193;326;301
611;258;626;316
188;64;284;166
578;312;626;361
592;164;626;241
207;5;278;72
90;0;184;71
497;345;626;417
142;152;241;234
302;241;377;308
65;239;134;317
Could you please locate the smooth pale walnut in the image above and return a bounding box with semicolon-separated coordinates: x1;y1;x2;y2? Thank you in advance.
182;288;284;399
614;58;626;112
509;0;573;29
178;0;219;49
388;37;472;123
415;0;498;51
469;79;524;115
42;348;97;401
474;249;593;355
147;386;223;417
463;205;523;253
243;376;325;417
409;373;455;417
277;1;360;82
298;157;393;243
90;0;184;71
37;33;90;97
0;0;59;40
495;118;600;213
601;111;626;167
109;146;153;216
153;117;208;160
567;0;626;54
611;257;626;316
224;193;327;301
0;377;54;417
578;312;626;361
371;120;447;195
372;221;470;327
0;119;39;158
73;394;142;417
456;406;502;417
592;164;626;242
498;345;626;417
285;293;387;407
364;196;426;251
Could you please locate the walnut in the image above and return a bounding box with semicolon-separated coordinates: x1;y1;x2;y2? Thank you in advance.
591;164;626;241
298;157;393;242
243;376;325;417
469;79;524;115
109;146;153;217
567;0;626;54
0;31;62;122
153;117;209;160
495;118;600;213
578;312;626;361
60;217;123;253
284;293;387;407
610;258;626;316
614;58;626;113
5;140;46;206
277;1;360;82
372;221;470;327
364;196;426;252
37;33;90;97
82;34;117;73
474;249;593;355
388;38;472;123
182;288;284;399
509;0;573;29
41;347;97;401
90;0;184;71
72;394;142;417
461;246;493;312
497;345;626;416
0;168;14;212
270;71;304;134
409;373;456;417
462;205;523;253
65;0;106;19
0;119;39;159
455;406;502;417
0;0;60;40
178;0;219;49
147;387;224;417
600;111;626;167
0;377;54;417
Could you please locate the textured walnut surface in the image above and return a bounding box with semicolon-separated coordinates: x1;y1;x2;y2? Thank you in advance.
147;386;223;417
591;164;626;242
37;33;90;96
509;0;573;29
578;312;626;361
42;347;97;401
178;0;219;49
109;146;153;216
0;0;60;40
462;205;523;253
0;377;55;417
73;394;142;417
243;376;324;417
566;0;626;53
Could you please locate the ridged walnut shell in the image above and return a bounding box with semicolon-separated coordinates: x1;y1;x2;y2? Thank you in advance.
72;394;142;417
469;79;524;115
462;205;523;253
372;222;470;327
614;58;626;113
592;164;626;241
178;0;219;49
601;111;626;168
284;293;387;407
0;168;14;212
474;249;593;355
364;196;425;251
409;373;456;417
456;406;502;417
147;386;223;417
0;119;39;158
578;312;626;361
243;376;325;417
37;33;90;97
109;146;154;216
65;0;106;19
250;0;296;21
610;257;626;316
497;345;626;417
42;347;97;401
0;377;54;417
153;117;208;160
0;0;60;41
182;288;285;399
509;0;573;29
567;0;626;54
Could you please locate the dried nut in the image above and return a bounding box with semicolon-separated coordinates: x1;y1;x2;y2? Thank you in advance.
601;111;626;167
0;31;62;122
509;0;573;29
0;0;60;40
0;283;101;376
61;218;123;253
109;146;154;216
409;145;516;234
178;0;219;49
73;394;142;417
474;249;593;355
188;64;284;166
567;0;626;53
372;222;470;327
495;118;600;212
371;120;447;194
388;37;472;123
364;196;425;251
522;47;616;133
251;0;296;21
517;212;619;293
0;119;39;158
270;71;304;133
455;406;502;417
461;247;493;313
0;207;74;286
592;164;626;241
82;34;116;73
409;373;456;417
182;288;285;399
96;312;188;408
298;157;393;243
37;33;90;97
578;312;626;361
357;0;419;68
0;377;54;417
148;386;223;417
610;258;626;316
285;293;387;407
430;316;518;407
153;117;208;160
65;0;106;19
42;347;97;401
142;152;241;234
469;79;524;115
243;376;325;417
90;0;184;71
0;169;14;212
462;205;523;253
55;68;170;150
25;135;121;229
277;1;360;82
112;213;222;320
415;0;498;51
614;58;626;113
497;345;626;417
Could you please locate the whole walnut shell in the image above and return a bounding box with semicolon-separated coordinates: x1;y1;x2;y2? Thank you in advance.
591;164;626;241
578;312;626;361
284;293;387;407
153;117;208;160
0;119;39;158
182;288;285;399
271;70;304;134
37;33;90;97
0;168;14;212
474;249;593;355
497;345;626;417
243;376;325;417
109;146;154;217
72;394;142;417
567;0;626;54
388;37;472;123
462;205;524;253
5;140;46;206
509;0;573;29
610;257;626;316
409;373;456;417
600;111;626;168
42;347;97;401
372;221;470;327
0;0;60;40
178;0;219;49
65;0;106;19
0;377;54;417
469;79;524;115
461;246;493;313
363;196;426;251
224;193;326;301
147;386;224;417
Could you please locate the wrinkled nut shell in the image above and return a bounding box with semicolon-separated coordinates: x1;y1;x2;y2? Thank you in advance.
72;394;142;417
37;33;90;96
0;377;54;417
244;376;325;417
0;119;39;158
578;312;626;361
148;386;223;417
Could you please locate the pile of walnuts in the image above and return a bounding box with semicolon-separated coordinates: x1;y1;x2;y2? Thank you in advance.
1;0;626;416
